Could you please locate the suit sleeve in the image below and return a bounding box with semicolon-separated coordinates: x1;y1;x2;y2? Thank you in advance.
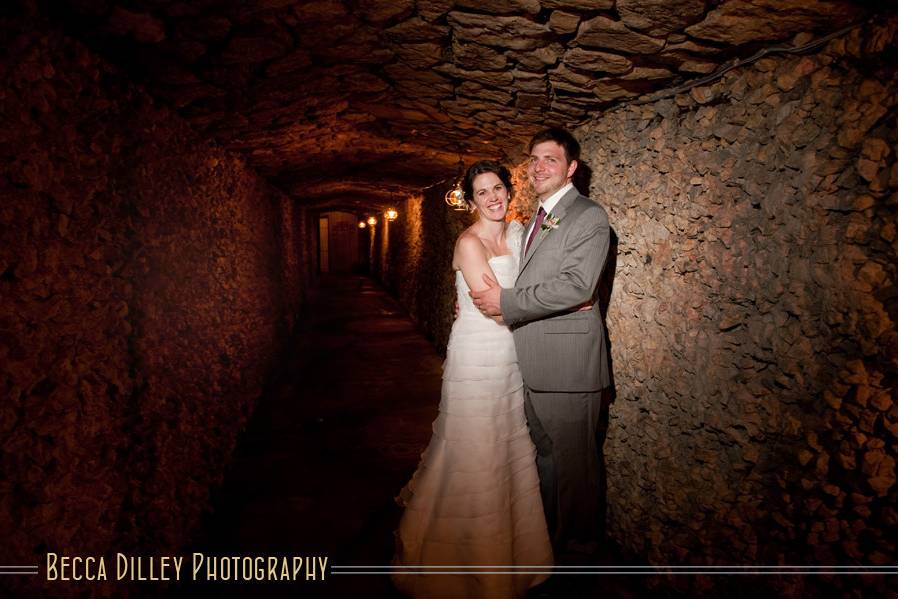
500;206;609;326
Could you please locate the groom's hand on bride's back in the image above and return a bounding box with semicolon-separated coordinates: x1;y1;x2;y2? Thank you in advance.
454;301;460;320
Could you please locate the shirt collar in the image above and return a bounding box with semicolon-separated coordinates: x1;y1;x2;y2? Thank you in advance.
538;182;574;216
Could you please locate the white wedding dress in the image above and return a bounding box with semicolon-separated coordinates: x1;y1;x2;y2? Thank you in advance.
393;221;553;599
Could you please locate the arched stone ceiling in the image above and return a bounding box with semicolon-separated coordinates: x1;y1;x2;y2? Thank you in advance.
37;0;872;209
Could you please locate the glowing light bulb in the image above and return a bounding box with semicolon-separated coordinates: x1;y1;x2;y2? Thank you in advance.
444;185;467;210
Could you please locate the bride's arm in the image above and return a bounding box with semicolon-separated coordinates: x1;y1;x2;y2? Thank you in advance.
453;234;498;294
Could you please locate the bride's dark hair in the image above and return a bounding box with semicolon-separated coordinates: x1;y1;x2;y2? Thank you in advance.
462;160;513;207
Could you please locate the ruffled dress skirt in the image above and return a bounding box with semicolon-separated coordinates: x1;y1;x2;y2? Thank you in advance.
392;260;553;599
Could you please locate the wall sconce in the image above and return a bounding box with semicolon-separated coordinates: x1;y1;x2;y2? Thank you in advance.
358;221;367;228
367;216;377;226
444;183;467;211
385;209;398;221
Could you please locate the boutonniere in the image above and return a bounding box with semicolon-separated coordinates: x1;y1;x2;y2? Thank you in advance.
541;212;561;231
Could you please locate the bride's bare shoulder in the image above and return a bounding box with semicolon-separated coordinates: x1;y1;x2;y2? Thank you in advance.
455;228;485;254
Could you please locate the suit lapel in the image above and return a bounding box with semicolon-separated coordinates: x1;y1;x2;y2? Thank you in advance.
519;187;580;274
518;217;530;264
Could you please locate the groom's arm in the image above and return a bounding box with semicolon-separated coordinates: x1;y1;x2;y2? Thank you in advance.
500;206;609;327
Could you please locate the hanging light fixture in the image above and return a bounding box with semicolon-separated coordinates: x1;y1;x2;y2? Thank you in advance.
358;221;367;228
444;184;467;210
444;156;468;211
367;216;377;226
385;208;398;221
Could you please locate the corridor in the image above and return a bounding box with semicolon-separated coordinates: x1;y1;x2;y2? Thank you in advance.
6;3;894;597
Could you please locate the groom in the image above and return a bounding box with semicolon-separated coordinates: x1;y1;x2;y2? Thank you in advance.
470;127;610;556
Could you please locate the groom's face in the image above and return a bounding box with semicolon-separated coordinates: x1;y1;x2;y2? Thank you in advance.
528;141;577;201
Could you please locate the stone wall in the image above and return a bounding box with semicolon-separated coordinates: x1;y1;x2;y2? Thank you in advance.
382;187;475;353
581;19;897;596
0;16;309;595
278;195;305;330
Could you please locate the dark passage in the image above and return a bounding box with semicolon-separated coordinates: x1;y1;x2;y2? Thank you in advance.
183;275;440;598
178;275;647;599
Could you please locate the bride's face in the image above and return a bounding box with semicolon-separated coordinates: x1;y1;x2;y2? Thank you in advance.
470;172;509;221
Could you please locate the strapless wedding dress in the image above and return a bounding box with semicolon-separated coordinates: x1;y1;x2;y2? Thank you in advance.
393;221;552;599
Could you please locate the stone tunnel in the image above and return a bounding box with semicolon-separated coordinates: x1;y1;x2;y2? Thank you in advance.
1;0;897;597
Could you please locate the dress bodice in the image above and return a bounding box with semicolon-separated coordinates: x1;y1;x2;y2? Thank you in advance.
454;220;523;320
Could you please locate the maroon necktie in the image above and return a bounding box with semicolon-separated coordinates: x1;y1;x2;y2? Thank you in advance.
525;206;546;254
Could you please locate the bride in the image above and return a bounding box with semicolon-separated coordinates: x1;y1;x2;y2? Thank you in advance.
392;161;553;598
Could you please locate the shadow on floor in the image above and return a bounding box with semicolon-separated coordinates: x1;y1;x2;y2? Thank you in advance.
168;274;655;599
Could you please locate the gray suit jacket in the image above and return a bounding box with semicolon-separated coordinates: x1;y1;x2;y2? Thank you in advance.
500;186;610;392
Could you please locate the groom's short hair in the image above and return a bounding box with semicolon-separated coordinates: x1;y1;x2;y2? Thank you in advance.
528;128;580;165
